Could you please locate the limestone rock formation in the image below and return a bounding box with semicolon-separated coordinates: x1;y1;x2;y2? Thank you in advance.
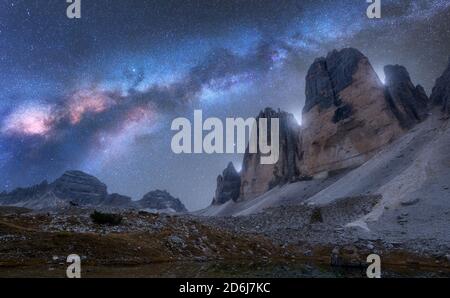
430;58;450;116
301;48;405;177
0;171;186;212
52;171;108;205
212;162;241;205
239;108;301;201
384;65;429;128
0;171;109;209
135;190;187;213
0;180;50;206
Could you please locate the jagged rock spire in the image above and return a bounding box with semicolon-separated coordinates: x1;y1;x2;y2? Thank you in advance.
430;57;450;116
212;162;241;205
384;64;429;128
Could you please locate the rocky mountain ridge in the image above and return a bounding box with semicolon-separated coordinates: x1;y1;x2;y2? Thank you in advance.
0;170;187;212
136;189;188;213
210;48;445;207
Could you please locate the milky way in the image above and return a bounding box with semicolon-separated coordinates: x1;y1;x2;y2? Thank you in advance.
1;0;449;210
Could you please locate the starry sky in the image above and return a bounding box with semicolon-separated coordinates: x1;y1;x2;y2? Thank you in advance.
1;0;449;210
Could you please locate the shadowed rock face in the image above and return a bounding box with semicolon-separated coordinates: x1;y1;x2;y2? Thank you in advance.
301;48;405;177
135;190;188;213
384;65;429;128
0;171;109;208
304;49;365;113
239;108;301;201
212;162;241;205
430;58;450;116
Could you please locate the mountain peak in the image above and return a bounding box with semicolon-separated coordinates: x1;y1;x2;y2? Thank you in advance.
212;162;242;205
0;171;186;213
304;48;367;113
137;190;187;212
225;162;238;175
52;170;108;205
430;58;450;115
384;64;429;128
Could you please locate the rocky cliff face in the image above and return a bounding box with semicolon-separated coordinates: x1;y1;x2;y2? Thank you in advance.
135;190;187;213
430;58;450;116
384;65;429;128
209;48;434;206
300;48;405;177
239;108;301;201
212;162;241;205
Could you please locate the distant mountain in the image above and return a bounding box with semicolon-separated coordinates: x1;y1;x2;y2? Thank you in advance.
384;64;429;128
134;190;187;213
0;171;187;213
0;171;106;209
51;171;108;206
212;162;241;205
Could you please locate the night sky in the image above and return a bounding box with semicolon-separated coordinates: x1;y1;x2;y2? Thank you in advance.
1;0;449;210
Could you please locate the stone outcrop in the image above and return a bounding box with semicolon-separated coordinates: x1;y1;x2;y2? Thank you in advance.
430;58;450;116
300;48;405;177
135;190;187;213
239;108;301;201
212;162;241;205
384;65;429;128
